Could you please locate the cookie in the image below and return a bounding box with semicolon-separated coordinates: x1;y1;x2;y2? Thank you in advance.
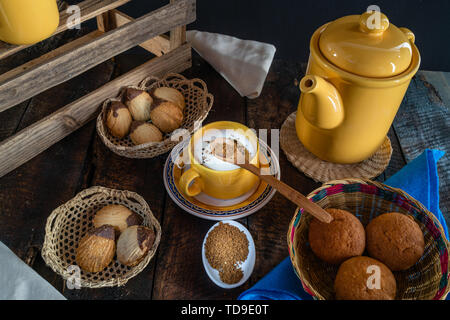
366;212;424;271
308;208;365;264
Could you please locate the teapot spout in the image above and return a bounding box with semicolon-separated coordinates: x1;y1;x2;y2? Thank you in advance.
299;75;344;130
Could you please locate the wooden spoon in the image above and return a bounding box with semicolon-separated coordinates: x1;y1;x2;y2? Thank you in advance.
211;138;333;223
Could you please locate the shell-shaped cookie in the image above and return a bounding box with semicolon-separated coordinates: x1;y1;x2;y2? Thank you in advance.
106;101;132;138
129;121;163;145
93;204;143;234
125;88;153;121
150;101;183;133
117;226;156;266
153;87;185;111
76;225;116;273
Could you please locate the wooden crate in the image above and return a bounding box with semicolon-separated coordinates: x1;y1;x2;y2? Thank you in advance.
0;0;196;178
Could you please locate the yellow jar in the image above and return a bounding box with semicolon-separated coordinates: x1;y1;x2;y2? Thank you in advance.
295;12;420;164
0;0;59;45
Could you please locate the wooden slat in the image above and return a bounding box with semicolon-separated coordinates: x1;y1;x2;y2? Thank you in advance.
111;10;171;56
170;0;187;50
0;31;103;83
96;12;112;33
0;52;115;271
417;71;450;110
100;9;171;56
0;32;73;141
0;0;196;113
0;0;131;60
0;44;191;178
143;33;171;57
170;25;187;50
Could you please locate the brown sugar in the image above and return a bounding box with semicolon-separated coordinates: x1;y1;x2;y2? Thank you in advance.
205;222;249;284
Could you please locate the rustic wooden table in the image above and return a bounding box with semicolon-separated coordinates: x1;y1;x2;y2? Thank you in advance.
0;29;448;300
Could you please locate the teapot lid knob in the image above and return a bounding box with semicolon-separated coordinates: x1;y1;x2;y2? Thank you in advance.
359;11;389;34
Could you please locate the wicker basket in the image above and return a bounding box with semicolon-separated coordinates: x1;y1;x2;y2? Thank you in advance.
96;73;214;158
287;178;450;300
42;186;161;288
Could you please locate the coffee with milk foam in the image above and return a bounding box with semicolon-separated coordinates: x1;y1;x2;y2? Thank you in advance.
193;129;256;171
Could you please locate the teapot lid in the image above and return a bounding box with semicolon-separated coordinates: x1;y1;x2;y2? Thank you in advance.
318;12;415;78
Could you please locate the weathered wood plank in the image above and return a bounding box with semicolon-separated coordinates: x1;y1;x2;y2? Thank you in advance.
0;31;103;83
383;126;407;181
0;57;114;271
417;71;450;111
0;0;132;60
170;0;187;50
170;25;187;50
3;41;446;301
59;58;168;299
0;44;192;178
64;146;168;299
0;29;75;141
98;9;171;56
96;12;112;33
152;53;249;299
393;71;450;226
246;59;321;287
0;102;29;141
0;0;196;113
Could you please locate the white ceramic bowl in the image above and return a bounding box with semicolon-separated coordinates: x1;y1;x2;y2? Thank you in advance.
202;220;256;289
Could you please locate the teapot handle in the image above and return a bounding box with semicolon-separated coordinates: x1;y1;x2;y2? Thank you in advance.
400;27;415;43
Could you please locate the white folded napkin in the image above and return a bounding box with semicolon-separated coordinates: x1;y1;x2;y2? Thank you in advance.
187;30;276;99
0;241;66;300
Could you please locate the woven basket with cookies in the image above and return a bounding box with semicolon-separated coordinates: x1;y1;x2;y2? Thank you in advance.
287;178;450;300
97;73;213;159
42;186;161;288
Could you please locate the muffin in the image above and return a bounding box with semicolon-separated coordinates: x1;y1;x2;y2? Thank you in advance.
308;208;365;264
334;256;397;300
366;212;425;271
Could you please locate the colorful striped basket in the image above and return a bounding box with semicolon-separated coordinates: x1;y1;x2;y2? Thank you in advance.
287;178;449;300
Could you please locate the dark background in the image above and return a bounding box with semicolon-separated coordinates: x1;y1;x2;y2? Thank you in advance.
73;0;450;71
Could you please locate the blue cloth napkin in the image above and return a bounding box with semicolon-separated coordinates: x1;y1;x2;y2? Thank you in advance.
238;149;448;300
386;149;448;239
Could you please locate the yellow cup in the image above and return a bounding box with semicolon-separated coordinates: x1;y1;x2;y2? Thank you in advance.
178;121;260;200
0;0;59;45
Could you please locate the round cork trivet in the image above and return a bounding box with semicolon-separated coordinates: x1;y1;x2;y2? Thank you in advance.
280;112;392;182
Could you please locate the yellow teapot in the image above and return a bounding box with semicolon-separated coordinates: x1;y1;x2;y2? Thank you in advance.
0;0;59;45
295;11;420;164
